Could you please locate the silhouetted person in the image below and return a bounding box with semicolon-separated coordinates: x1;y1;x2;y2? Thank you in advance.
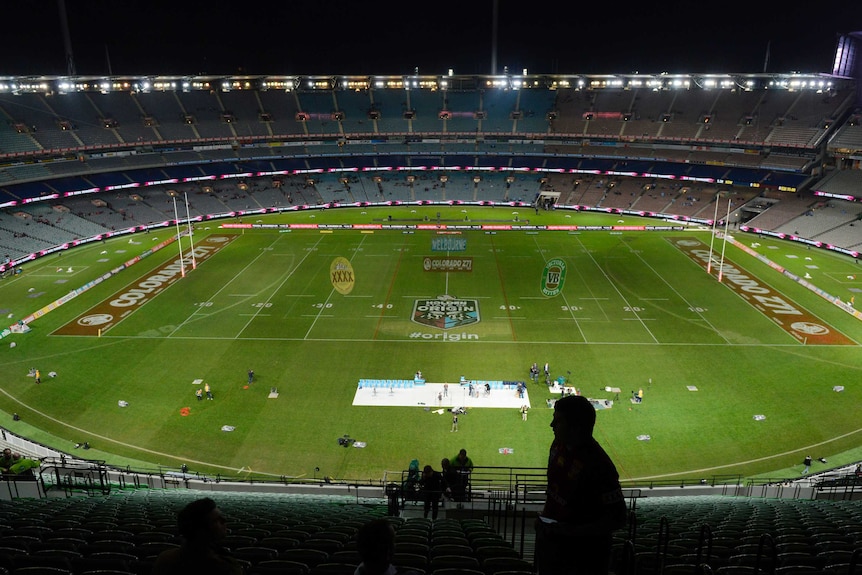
420;464;447;519
152;497;244;575
535;395;627;575
440;457;458;504
355;518;423;575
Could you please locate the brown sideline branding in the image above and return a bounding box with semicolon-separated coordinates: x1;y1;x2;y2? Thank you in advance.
671;237;854;345
53;235;236;336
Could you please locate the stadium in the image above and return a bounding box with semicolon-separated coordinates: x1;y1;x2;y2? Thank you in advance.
0;8;860;574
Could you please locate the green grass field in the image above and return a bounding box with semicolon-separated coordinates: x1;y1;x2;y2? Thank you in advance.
1;206;860;485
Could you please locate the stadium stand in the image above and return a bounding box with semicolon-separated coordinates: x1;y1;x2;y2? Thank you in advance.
0;479;857;575
1;42;862;575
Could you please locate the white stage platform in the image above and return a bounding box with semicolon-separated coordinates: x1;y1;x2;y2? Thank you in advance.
352;382;531;409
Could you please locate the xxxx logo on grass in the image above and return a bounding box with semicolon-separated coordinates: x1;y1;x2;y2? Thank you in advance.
541;258;567;297
330;257;355;295
412;294;479;330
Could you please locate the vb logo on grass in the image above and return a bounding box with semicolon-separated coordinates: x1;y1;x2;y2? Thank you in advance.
412;295;480;330
541;258;567;297
330;257;355;295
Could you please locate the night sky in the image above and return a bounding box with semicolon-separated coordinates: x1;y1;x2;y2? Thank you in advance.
0;0;858;77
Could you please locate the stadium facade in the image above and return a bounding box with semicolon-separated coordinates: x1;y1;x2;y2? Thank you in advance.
0;33;861;269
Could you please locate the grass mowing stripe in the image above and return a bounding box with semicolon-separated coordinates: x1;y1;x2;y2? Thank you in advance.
167;234;286;338
575;235;660;343
301;235;358;340
630;237;733;345
373;234;409;341
489;234;518;341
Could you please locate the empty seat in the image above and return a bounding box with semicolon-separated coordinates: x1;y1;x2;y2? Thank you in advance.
481;556;533;575
308;562;356;575
248;559;310;575
278;549;329;568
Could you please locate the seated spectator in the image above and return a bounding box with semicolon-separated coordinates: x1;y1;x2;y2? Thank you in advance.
0;448;20;475
152;497;244;575
355;518;422;575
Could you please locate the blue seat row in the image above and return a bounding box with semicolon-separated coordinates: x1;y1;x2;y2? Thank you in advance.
357;379;415;389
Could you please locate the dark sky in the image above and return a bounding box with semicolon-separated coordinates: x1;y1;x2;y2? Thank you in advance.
0;0;858;77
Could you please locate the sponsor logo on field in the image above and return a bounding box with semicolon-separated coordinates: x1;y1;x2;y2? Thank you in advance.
423;257;473;272
412;294;479;330
52;234;236;336
790;322;830;336
330;257;355;295
670;237;854;345
541;258;567;297
431;236;467;252
78;314;113;326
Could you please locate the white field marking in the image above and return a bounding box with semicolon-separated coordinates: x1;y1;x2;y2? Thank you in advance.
173;235;322;338
236;237;328;339
623;318;656;321
99;333;837;348
629;246;732;345
400;295;493;299
575;237;659;343
166;235;296;337
623;426;862;482
0;385;250;475
239;314;271;317
531;234;587;340
559;288;588;341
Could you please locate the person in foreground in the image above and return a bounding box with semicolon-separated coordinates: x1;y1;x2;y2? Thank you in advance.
535;395;627;575
355;518;423;575
152;497;244;575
